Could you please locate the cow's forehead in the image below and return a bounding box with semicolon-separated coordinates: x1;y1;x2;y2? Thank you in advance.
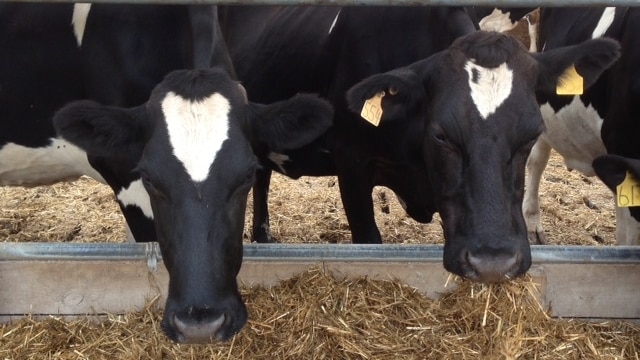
161;91;230;182
464;60;514;120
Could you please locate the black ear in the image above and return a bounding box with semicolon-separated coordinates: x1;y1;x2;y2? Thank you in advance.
248;93;333;152
53;100;147;158
593;154;640;193
535;38;621;94
346;67;426;126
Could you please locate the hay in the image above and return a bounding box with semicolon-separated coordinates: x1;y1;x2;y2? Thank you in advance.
0;177;127;243
0;151;616;246
1;268;637;359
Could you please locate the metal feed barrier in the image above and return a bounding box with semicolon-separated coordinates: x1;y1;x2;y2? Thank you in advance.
1;243;639;322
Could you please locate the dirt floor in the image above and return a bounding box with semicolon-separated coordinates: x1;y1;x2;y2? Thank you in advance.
0;150;617;246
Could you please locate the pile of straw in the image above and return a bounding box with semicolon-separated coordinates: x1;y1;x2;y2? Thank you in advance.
2;268;637;359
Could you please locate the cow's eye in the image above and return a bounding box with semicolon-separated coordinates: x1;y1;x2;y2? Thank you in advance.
433;132;448;144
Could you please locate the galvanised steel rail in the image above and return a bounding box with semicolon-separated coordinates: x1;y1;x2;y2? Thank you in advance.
1;242;639;264
5;0;640;6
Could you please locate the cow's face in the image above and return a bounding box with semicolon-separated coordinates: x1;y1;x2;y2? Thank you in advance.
347;31;620;283
53;68;333;343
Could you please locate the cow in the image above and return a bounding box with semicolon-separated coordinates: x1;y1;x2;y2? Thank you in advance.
52;68;333;343
222;6;542;247
0;3;235;242
219;6;478;245
345;31;619;281
521;7;640;245
2;3;334;343
221;6;619;281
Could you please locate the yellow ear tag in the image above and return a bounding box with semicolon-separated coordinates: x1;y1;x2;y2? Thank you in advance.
616;171;640;207
360;91;385;127
556;64;584;95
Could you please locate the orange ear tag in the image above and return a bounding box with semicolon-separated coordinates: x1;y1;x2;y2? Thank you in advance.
616;171;640;207
556;64;584;95
360;91;385;127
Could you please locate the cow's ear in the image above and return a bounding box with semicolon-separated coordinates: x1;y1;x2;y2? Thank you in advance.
593;154;640;193
346;67;426;126
534;38;620;94
247;94;333;151
53;100;147;158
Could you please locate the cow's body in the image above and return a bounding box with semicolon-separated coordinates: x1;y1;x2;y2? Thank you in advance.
0;3;234;242
54;69;333;343
221;7;619;282
220;6;477;245
522;7;640;245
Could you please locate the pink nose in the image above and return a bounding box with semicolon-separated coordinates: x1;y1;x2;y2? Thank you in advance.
466;252;520;283
173;312;226;343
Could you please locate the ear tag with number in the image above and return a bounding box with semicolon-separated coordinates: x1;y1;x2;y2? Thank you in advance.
556;64;584;95
616;171;640;207
360;91;385;127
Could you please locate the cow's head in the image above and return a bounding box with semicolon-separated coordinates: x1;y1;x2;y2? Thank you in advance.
53;68;333;343
347;31;620;283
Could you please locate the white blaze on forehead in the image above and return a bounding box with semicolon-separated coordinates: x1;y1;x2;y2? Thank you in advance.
162;91;230;182
592;7;616;39
464;60;513;120
72;3;91;47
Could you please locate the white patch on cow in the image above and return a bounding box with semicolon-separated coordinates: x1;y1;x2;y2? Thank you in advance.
268;152;290;174
162;92;230;182
328;10;341;34
464;60;513;119
616;206;640;245
478;8;518;32
538;96;606;175
117;179;154;219
72;3;91;47
0;138;105;186
592;7;616;39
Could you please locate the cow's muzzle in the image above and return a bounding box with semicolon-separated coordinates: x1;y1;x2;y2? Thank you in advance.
459;248;529;283
162;304;247;343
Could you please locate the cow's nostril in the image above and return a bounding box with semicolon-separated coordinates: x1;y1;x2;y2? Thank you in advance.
173;312;226;344
467;252;520;283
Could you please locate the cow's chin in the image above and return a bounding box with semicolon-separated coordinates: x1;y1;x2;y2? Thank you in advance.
161;299;248;343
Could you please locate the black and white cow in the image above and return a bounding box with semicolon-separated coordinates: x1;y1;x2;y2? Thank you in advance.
53;68;333;343
222;6;619;281
220;6;478;245
522;7;640;245
345;31;619;281
2;4;334;343
0;3;234;242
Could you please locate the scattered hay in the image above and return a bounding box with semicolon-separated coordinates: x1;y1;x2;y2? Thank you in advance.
0;151;616;246
1;268;638;359
0;177;127;243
